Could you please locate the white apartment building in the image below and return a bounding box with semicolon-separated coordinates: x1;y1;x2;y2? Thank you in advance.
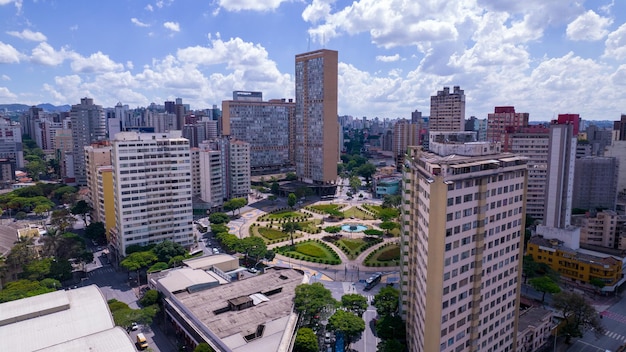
429;86;465;132
401;132;527;352
110;131;193;258
226;139;251;199
197;141;223;209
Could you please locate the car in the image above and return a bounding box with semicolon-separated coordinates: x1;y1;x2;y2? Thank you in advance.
131;322;139;331
212;248;219;254
324;332;332;344
247;267;258;274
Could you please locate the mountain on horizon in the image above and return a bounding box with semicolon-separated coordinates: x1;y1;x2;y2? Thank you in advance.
0;103;71;113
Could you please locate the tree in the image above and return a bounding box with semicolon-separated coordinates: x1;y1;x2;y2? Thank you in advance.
240;236;267;265
0;279;58;303
285;172;297;181
294;283;337;319
379;221;399;236
85;221;107;244
148;262;169;273
108;299;159;330
139;289;159;307
529;276;561;302
70;200;92;226
328;309;365;347
152;240;187;263
294;328;318;352
324;226;342;234
223;197;247;216
363;229;384;237
121;251;158;284
356;163;377;184
271;181;280;195
375;314;406;340
50;208;74;233
282;221;301;247
33;204;51;219
287;193;297;209
349;176;362;192
193;343;215;352
264;250;276;262
25;159;47;181
373;286;400;317
377;339;404;352
553;291;604;342
341;293;368;316
382;194;402;209
168;255;186;268
209;212;230;224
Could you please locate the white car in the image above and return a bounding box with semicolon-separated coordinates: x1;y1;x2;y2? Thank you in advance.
131;322;139;331
247;267;258;274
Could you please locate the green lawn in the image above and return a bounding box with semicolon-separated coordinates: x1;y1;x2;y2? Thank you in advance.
260;210;305;220
335;237;383;260
277;240;341;264
309;204;344;213
364;243;401;266
256;227;289;240
342;206;375;220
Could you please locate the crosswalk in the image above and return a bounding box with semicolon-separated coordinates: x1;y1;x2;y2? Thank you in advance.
605;330;626;342
87;266;115;276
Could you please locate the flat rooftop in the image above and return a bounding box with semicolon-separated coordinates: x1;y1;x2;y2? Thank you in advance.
171;268;304;348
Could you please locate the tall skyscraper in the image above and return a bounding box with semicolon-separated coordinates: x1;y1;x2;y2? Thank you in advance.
109;131;193;259
222;91;295;175
401;132;526;352
70;97;106;185
573;156;618;211
429;86;465;132
486;106;529;151
295;49;339;184
392;119;419;171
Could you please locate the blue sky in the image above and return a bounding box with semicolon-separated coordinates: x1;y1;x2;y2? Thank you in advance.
0;0;625;121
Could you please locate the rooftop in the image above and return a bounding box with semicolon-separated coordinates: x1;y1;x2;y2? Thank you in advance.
518;307;552;332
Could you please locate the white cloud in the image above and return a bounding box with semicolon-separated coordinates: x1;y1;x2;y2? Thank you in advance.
604;23;626;60
611;64;626;86
69;25;78;31
302;0;332;23
70;52;124;73
376;54;400;62
131;18;150;27
6;29;47;42
566;10;612;41
1;74;9;81
31;42;76;66
43;75;84;103
156;0;164;8
217;0;289;12
0;0;22;13
163;21;180;32
0;86;16;101
0;41;21;63
126;61;134;70
145;4;154;11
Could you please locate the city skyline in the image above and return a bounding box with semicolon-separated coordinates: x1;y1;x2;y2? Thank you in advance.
0;1;625;121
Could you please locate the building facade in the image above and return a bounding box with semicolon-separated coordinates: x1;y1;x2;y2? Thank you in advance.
486;107;529;152
110;131;193;258
401;132;527;352
222;92;295;175
573;157;618;211
70;97;106;185
84;142;112;226
429;86;465;132
294;49;339;184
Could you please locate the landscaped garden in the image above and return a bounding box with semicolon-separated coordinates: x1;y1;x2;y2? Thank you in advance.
364;243;401;267
276;239;341;265
334;236;383;260
258;209;309;221
255;226;290;241
342;206;375;220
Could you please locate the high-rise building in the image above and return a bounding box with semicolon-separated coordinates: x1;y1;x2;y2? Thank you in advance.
109;131;193;259
573;156;618;211
294;49;339;184
605;140;626;196
392;119;419;171
84;142;112;226
429;86;465;132
509;125;550;220
0;118;24;169
486;106;529;151
70;97;106;185
222;91;295;175
401;132;526;352
543;122;577;229
197;142;223;210
613;114;626;141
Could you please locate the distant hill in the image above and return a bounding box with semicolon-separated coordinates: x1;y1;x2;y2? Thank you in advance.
0;103;70;112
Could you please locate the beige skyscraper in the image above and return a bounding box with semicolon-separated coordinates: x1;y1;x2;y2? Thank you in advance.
295;49;339;184
429;86;465;132
401;132;526;352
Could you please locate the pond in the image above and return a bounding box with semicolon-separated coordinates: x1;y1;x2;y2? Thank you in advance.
341;223;367;232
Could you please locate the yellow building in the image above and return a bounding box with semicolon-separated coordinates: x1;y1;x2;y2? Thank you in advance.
97;166;115;240
527;236;623;291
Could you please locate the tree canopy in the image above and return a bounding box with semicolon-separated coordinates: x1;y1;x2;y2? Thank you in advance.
553;291;604;342
341;293;368;317
294;282;337;319
70;200;92;226
209;212;230;225
294;328;318;352
223;197;247;215
529;276;561;302
328;309;365;346
288;193;297;208
152;240;187;263
120;251;158;272
373;286;400;317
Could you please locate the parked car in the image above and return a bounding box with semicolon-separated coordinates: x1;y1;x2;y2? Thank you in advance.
131;322;139;331
247;267;258;274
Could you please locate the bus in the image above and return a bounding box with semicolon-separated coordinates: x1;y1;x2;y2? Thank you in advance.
364;272;382;291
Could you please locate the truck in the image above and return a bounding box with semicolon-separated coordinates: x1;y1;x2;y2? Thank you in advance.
136;333;148;350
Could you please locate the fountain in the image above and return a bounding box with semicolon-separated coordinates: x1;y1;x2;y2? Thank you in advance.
341;223;368;233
